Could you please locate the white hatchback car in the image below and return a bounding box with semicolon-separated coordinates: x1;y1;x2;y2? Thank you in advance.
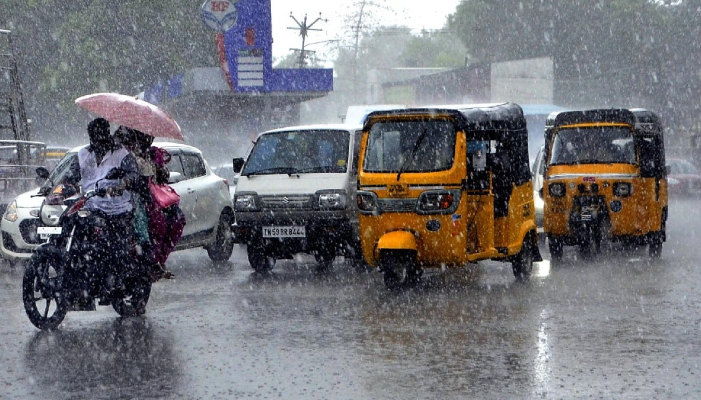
0;142;235;265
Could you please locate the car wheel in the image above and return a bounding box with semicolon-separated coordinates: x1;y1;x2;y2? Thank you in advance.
206;212;234;262
247;244;275;273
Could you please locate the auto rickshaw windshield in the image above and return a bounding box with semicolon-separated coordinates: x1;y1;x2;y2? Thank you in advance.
550;126;636;165
363;119;456;173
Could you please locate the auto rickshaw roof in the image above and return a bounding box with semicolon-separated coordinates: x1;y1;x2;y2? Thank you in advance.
546;108;662;132
362;102;528;133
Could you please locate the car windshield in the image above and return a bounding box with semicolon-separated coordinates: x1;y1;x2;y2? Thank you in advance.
549;126;636;165
363;119;456;173
242;130;350;176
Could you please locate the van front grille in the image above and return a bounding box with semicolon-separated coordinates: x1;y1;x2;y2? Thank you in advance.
260;195;314;210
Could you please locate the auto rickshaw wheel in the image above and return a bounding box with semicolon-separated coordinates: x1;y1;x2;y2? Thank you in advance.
512;233;534;281
548;236;563;260
578;227;600;259
649;234;663;259
379;250;420;290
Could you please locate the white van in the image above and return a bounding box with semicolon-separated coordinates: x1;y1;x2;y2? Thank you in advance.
232;124;363;272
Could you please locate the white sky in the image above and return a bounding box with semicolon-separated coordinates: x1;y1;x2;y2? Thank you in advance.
269;0;463;63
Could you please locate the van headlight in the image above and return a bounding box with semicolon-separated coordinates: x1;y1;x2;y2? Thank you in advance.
548;182;566;197
317;190;347;210
417;190;460;214
3;200;18;222
234;192;259;212
613;182;632;197
357;191;379;214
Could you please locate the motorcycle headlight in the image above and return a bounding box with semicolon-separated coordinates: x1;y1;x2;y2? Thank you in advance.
3;200;18;222
417;190;460;214
317;190;347;210
357;191;379;214
548;182;566;197
613;182;632;197
234;192;259;212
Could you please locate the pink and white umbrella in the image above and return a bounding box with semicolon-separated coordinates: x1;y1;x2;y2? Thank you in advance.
75;93;184;141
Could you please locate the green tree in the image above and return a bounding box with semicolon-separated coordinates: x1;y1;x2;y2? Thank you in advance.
401;30;466;68
0;1;217;136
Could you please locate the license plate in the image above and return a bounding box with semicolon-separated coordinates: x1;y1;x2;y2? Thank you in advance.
262;226;306;238
37;226;62;239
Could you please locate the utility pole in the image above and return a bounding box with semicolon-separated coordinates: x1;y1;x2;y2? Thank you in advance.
288;12;326;68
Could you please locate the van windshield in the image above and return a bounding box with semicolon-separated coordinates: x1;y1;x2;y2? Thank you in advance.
550;126;636;166
242;130;350;176
363;120;456;173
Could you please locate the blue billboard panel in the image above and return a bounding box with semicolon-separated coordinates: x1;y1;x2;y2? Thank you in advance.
224;0;332;93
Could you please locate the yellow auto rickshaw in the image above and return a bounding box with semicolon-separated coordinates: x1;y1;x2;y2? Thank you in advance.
541;108;668;259
356;103;542;289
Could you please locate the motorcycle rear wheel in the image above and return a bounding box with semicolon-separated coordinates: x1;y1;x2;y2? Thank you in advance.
112;277;151;317
23;255;68;330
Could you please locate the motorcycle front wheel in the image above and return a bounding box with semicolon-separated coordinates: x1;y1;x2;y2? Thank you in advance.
112;276;151;317
23;254;68;330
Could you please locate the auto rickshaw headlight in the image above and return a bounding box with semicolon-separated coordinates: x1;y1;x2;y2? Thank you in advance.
317;190;347;210
357;191;379;214
548;182;566;197
234;192;259;212
417;190;460;214
613;182;632;197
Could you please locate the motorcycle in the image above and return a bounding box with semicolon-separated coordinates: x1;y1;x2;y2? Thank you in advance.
22;173;152;330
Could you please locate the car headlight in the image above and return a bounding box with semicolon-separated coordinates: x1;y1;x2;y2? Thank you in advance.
357;191;379;214
417;190;460;214
234;192;259;212
317;190;347;210
3;200;18;222
613;182;632;197
548;182;566;197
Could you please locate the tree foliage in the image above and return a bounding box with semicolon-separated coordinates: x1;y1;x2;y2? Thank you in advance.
448;0;701;131
0;0;216;135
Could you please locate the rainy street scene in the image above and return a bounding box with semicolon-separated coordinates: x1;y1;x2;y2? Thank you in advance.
2;0;701;399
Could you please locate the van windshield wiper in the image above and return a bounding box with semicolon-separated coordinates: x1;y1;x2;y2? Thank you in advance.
396;128;428;181
244;167;300;177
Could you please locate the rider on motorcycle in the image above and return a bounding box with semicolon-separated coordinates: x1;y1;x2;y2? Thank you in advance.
67;118;140;298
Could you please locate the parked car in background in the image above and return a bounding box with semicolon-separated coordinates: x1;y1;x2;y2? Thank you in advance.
667;158;701;196
1;142;236;265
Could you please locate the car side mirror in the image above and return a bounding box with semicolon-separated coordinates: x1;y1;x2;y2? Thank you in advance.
168;171;183;184
232;157;244;173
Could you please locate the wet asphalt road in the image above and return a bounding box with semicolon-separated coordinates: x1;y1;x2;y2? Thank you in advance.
2;198;701;399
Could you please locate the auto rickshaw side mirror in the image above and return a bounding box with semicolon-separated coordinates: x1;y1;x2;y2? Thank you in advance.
232;157;244;173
